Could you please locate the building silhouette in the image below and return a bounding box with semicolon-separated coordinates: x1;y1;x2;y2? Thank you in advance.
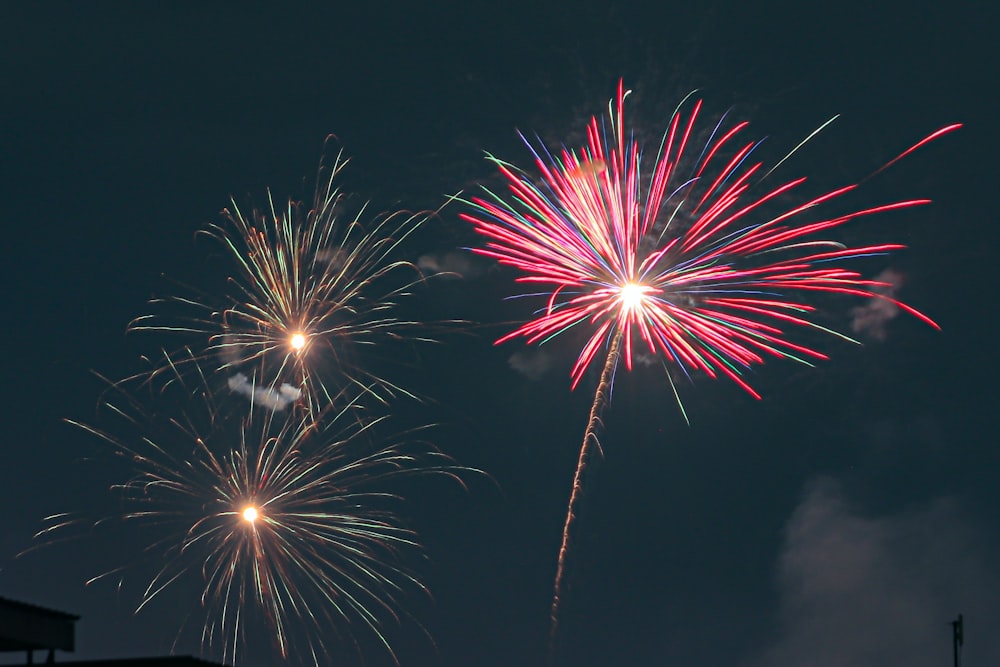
0;596;228;667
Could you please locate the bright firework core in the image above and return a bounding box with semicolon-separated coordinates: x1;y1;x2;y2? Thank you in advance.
619;282;647;310
289;333;306;351
242;506;259;523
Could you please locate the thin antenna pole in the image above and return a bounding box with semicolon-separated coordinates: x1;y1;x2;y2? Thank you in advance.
952;613;963;667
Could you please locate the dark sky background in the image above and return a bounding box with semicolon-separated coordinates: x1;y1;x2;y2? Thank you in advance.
1;3;997;666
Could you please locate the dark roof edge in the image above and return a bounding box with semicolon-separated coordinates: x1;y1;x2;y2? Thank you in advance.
0;595;80;620
60;657;231;666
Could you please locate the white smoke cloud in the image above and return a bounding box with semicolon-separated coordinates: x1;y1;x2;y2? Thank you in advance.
850;268;905;341
750;477;1000;667
417;250;485;279
316;247;348;270
227;373;302;411
507;347;556;381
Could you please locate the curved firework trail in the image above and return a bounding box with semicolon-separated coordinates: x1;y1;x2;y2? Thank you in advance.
131;143;436;415
460;80;958;662
32;355;467;667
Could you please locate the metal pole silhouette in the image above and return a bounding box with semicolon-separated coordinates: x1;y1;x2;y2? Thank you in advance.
951;613;963;667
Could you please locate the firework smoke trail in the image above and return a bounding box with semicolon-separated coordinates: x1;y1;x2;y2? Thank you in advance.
32;355;466;667
548;327;621;658
460;81;957;661
131;144;435;415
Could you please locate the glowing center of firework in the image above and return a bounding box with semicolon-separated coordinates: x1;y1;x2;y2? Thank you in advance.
242;506;259;523
289;333;307;351
619;282;648;311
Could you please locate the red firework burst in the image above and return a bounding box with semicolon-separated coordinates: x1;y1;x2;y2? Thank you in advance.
461;80;958;662
462;80;957;401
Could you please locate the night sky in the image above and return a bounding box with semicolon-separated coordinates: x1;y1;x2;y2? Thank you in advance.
2;3;998;666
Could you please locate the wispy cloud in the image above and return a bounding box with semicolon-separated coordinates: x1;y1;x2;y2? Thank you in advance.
227;373;302;411
850;269;905;341
507;347;556;381
417;250;486;279
752;477;1000;667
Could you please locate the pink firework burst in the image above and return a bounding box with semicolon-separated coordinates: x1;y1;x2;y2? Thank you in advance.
462;81;957;402
460;80;958;662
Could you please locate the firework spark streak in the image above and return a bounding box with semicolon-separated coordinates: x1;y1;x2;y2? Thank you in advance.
33;358;465;666
459;80;958;662
131;145;434;414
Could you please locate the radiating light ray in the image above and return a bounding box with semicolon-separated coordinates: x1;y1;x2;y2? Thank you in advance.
130;144;436;415
31;355;468;667
460;80;956;663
